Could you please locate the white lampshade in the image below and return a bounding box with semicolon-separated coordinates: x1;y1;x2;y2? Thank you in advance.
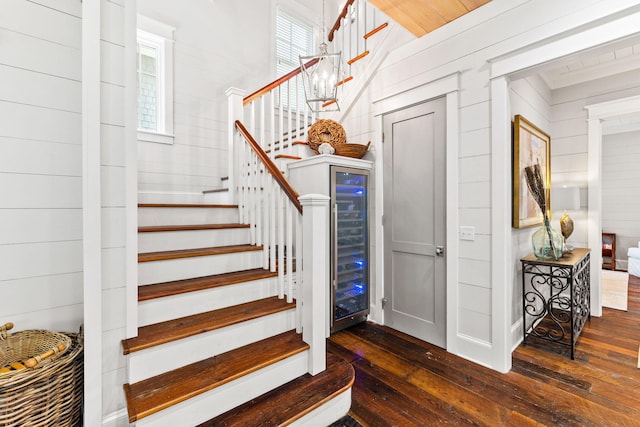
551;186;580;211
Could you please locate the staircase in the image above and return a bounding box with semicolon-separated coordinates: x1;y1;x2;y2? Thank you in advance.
122;203;353;426
119;2;405;424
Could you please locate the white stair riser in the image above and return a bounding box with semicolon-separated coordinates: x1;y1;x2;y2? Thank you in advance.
138;228;250;253
203;190;233;205
138;251;263;285
136;351;309;427
128;310;295;383
290;388;351;426
138;207;238;226
138;277;278;326
274;157;298;176
292;143;313;158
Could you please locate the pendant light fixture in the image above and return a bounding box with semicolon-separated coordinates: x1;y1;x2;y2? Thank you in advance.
300;0;342;112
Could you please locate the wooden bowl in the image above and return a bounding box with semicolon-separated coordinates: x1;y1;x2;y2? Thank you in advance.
333;141;371;159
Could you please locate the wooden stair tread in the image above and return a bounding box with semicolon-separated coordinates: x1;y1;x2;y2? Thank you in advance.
123;330;309;423
138;203;237;208
122;296;294;354
138;268;277;301
138;244;262;263
138;223;249;233
199;353;354;427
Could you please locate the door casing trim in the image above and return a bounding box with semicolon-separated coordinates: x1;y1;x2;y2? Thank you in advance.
372;72;460;354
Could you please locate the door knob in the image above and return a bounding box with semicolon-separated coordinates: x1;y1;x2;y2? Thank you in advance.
436;246;444;256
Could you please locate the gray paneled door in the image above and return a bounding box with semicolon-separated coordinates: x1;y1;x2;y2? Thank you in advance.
383;97;446;348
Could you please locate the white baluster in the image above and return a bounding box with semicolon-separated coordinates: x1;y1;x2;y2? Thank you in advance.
250;151;257;244
279;86;284;160
303;79;309;138
256;155;263;248
238;134;246;223
260;96;266;151
249;102;256;139
270;176;277;273
295;76;300;145
270;91;275;162
278;190;285;298
295;210;303;333
263;176;271;270
287;80;292;156
286;202;293;303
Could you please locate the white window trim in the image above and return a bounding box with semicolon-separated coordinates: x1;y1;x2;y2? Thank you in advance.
137;15;175;144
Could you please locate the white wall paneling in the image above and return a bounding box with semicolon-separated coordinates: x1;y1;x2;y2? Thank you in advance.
0;273;83;320
0;65;81;113
491;2;640;357
28;0;82;17
0;28;80;79
83;0;103;424
0;138;82;176
125;0;139;344
585;94;640;317
343;0;640;371
0;209;82;244
0;0;81;48
0;0;83;339
0;101;81;144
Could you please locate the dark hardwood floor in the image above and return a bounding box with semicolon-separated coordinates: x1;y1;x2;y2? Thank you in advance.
328;274;640;426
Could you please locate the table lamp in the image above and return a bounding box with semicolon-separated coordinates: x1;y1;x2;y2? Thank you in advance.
551;186;580;252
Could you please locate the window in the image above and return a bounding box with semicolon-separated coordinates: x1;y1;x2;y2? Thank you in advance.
137;16;174;144
276;10;314;110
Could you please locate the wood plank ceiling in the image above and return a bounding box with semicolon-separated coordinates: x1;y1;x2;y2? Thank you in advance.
368;0;491;37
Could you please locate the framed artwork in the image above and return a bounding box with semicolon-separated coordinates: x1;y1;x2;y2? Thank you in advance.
512;114;551;229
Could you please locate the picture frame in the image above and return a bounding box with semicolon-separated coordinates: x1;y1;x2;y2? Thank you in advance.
512;114;551;229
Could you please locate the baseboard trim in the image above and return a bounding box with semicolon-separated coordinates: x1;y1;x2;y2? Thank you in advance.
456;333;493;370
103;408;128;427
511;319;523;352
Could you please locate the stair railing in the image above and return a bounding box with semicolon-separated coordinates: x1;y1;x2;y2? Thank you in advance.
233;119;328;375
223;0;390;375
242;59;319;165
237;0;389;166
329;0;389;94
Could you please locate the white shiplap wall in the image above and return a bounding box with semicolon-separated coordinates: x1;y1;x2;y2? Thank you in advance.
551;69;640;268
135;0;338;199
136;0;300;198
0;0;83;332
337;0;640;369
99;0;129;424
509;75;553;347
602;130;640;270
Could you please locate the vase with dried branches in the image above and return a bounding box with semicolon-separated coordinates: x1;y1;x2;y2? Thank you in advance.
524;162;563;260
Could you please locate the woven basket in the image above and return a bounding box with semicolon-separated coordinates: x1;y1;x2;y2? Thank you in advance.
307;119;347;154
0;325;84;426
334;141;371;159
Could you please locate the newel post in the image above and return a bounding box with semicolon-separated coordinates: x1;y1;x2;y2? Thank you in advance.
299;194;330;375
225;87;245;204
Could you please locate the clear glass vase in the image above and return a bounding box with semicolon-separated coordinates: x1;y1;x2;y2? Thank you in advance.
532;219;564;260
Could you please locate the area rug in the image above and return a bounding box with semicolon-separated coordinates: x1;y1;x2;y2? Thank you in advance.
602;270;628;311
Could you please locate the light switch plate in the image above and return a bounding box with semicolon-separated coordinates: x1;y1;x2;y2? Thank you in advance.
460;226;475;241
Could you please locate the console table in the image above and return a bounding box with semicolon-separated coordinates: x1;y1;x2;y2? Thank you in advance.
521;248;590;359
